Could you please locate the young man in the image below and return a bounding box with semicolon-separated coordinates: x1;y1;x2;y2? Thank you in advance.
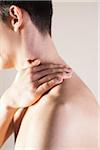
0;1;99;150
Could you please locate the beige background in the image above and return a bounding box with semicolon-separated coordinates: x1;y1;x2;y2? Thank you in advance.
0;1;98;150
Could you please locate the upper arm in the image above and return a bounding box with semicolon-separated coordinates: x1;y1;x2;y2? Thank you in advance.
13;108;28;140
1;120;14;146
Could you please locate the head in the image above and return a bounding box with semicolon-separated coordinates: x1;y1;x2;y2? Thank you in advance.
0;0;53;69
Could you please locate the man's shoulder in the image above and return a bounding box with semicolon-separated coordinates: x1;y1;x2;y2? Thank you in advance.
61;100;99;148
59;79;99;148
51;71;99;124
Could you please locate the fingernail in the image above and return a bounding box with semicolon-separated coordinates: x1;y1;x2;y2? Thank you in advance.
59;64;65;67
64;71;73;78
34;59;41;65
68;67;72;70
56;78;63;83
64;68;72;72
61;64;68;67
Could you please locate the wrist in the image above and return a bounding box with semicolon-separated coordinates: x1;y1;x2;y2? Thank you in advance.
0;89;18;113
0;101;17;114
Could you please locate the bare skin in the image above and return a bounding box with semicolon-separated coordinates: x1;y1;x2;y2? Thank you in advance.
14;72;99;150
0;61;72;146
0;4;99;150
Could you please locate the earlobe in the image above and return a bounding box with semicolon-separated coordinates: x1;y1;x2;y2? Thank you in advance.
9;5;23;32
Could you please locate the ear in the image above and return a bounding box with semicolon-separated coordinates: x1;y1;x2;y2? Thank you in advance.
9;5;23;32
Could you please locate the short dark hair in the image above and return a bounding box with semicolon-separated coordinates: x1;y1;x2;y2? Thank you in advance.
0;0;53;36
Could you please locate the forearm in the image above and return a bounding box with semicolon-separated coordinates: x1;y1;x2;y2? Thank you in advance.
0;94;16;147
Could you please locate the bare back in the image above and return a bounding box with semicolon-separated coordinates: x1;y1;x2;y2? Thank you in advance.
14;72;99;150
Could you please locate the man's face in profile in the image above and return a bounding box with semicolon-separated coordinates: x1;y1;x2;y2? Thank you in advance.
0;1;53;69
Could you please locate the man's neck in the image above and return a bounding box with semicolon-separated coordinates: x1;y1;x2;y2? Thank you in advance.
15;31;66;70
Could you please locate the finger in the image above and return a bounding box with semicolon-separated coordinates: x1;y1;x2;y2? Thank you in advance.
33;77;63;102
31;63;66;73
28;59;41;67
32;67;72;81
37;72;72;87
22;59;41;70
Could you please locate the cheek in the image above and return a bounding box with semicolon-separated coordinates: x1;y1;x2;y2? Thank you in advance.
0;38;13;69
0;23;15;68
0;34;12;57
0;26;15;57
0;45;10;60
